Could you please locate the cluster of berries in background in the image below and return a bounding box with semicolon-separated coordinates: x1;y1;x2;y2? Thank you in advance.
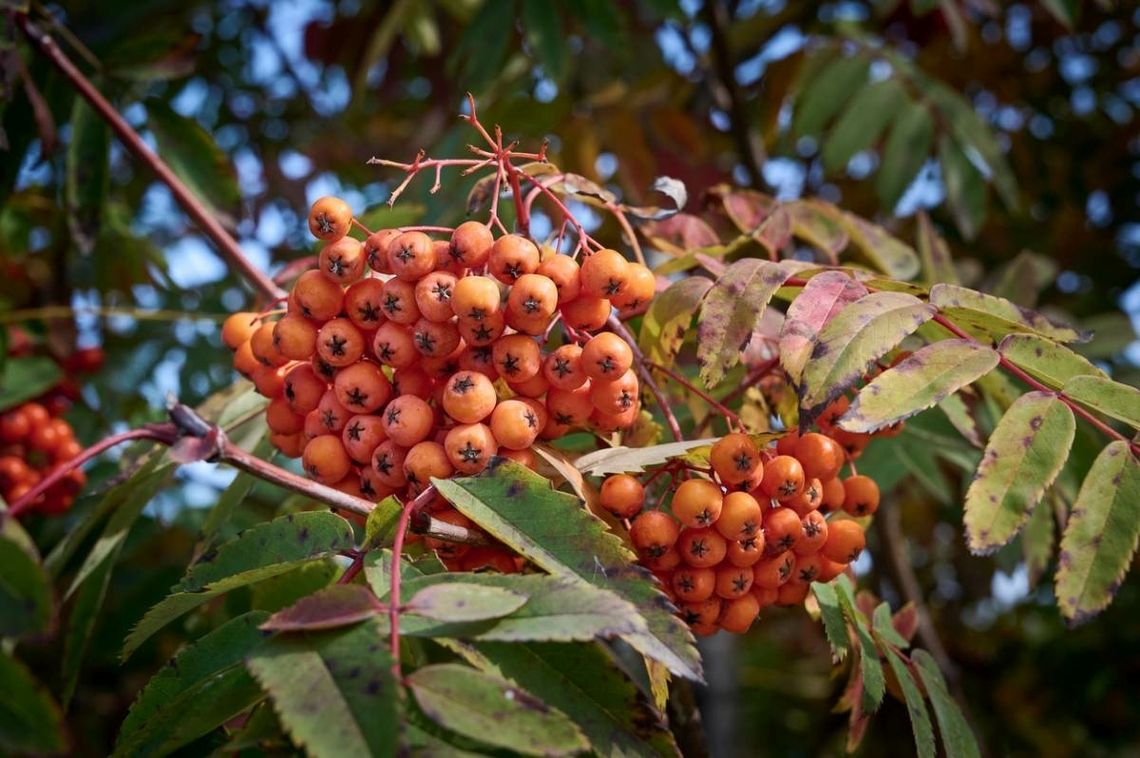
223;196;657;570
0;333;101;515
602;411;889;636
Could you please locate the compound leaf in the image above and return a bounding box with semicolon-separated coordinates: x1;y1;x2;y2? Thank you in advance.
780;271;868;385
998;333;1106;390
640;276;713;368
1062;375;1140;430
931;283;1087;344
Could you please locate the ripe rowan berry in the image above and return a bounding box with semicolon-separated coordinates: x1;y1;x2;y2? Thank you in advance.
776;579;810;606
775;430;800;457
392;366;434;399
592;404;640;433
506;372;550;399
403;440;454;493
580;332;633;382
794;510;829;556
580;248;629;299
818;396;851;433
752;552;795;590
794;432;845;482
334;362;392;413
630;510;680;558
387;231;437;281
715;491;762;540
441;370;497;424
672;567;716;602
444;423;498;475
272;315;318;361
817;556;848;582
266;397;305;435
316;319;366;367
457;309;505;348
302;434;352;484
222;312;260;350
232;338;260;377
319;237;365;284
451;275;502;323
270;431;306;458
715;564;754;600
293;270;345;322
315;391;351;434
560;295;612;331
507;273;559;329
842;475;880;516
371;439;409;488
372;322;418;369
449;221;495;268
457;345;498;379
342;414;388;464
492;334;542;382
763;507;803;555
821;519;866;564
759;455;805;501
792;552;824;584
0;408;30;444
720;593;760;633
380;278;421;325
460;546;519;574
489;399;543;450
489;234;540;284
536;254;581;303
752;585;779;608
359;467;396;502
364;229;400;273
311;354;338;383
495;447;535;470
303;409;325;440
678;527;728;569
284;363;326;414
308;196;353;241
344;278;387;331
680;597;722;627
588;369;639;416
819;476;846;512
786;477;823;517
599;474;646;519
543;344;587;390
610;262;656;314
381;394;435;447
710;433;761;486
250;323;289;368
413;271;459;323
545;385;594;427
726;534;765;567
670;478;724;528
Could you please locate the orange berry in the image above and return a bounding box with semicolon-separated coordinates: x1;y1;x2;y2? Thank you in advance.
543;344;587;390
293;270;344;322
489;399;544;450
792;552;824;584
492;334;542;382
498;447;537;470
334;362;392;413
371;440;408;488
726;534;765;567
775;430;799;457
677;527;728;568
588;369;639;415
380;278;421;325
506;274;559;334
720;594;760;633
630;510;680;558
794;510;829;556
342;414;388;465
315;390;351;434
776;579;810;607
599;474;645;519
452;275;503;322
0;408;30;444
251;364;289;399
316;319;365;367
752;585;779;608
545;385;594;428
715;491;763;540
579;248;629;299
222;312;260;349
308;196;353;241
591;404;640;433
841;475;880;516
444;423;498;475
302;434;352;484
560;295;611;331
344;278;387;331
403;440;453;493
412;318;461;358
710;433;761;486
794;432;845;482
273;315;318;361
392;366;434;399
269;431;306;458
819;476;846;512
318;237;365;284
580;332;633;382
372;322;418;369
506;372;550;399
672;567;716;602
535;254;581;303
488;234;540;284
381;394;435;447
786;477;823;517
715;564;754;599
266;397;304;434
250;322;289;367
283;363;326;414
364;229;400;272
387;231;437;281
752;552;795;590
759;455;805;501
670;479;724;528
449;221;494;268
414;271;459;323
457;309;506;347
441;370;498;424
458;345;498;379
611;262;656;313
821;519;865;564
817;395;851;432
763;507;803;555
680;597;722;628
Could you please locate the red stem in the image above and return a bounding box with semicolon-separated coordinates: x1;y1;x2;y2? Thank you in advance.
389;485;436;681
648;360;743;431
338;550;367;585
607;314;683;442
17;15;285;303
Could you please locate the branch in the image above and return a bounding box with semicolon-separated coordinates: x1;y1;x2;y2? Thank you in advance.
16;14;285;302
608;314;683;442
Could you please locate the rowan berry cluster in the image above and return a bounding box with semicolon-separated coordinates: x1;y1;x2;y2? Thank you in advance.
602;424;882;636
0;400;86;514
224;196;656;568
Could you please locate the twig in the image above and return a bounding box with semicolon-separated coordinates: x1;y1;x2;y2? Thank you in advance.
390;485;437;681
607;314;683;442
648;360;743;430
16;15;285;303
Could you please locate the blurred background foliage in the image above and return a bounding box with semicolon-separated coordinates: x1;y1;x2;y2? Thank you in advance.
2;0;1140;755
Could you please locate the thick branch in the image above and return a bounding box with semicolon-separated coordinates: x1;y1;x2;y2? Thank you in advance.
17;14;285;302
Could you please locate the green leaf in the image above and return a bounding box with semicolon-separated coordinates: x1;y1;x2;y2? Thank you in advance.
839;339;998;433
200;437;274;545
385;573;649;643
0;513;52;639
114;612;269;757
912;650;981;758
988;250;1057;307
1023;491;1056;588
998;333;1107;391
406;582;528;622
871;603;909;649
104;30;199;81
640;276;713;369
822;79;907;173
881;646;935;758
786;199;849;260
433;462;702;681
915;211;958;285
407;663;589;757
800;291;936;418
0;652;68;756
0;356;63;412
363;495;403;549
123;511;355;658
449;0;514;94
963;392;1075;554
810;581;849;660
247;621;398;758
355;202;426;234
876;100;934;211
697;259;799;386
931;283;1088;343
792;55;870;139
471;641;679;757
66;92;110;254
61;548;113;707
574;438;720;476
1056;441;1140;623
841;212;921;280
938;393;983;448
780;271;868;385
522;0;567;81
147;101;241;222
261;584;385;632
835;577;885;713
1063;375;1140;430
928;82;1018;210
938;133;986;240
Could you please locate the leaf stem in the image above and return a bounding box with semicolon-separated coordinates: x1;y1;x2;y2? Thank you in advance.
389;485;437;681
647;360;743;432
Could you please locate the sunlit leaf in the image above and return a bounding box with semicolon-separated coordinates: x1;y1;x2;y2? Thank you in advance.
574;438;719;476
779;270;868;385
841;213;921;280
639;276;712;368
998;333;1107;391
931;283;1088;343
1062;375;1140;430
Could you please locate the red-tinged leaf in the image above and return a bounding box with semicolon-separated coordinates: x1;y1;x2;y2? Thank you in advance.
931;283;1089;343
639;276;713;368
261;585;385;632
697;259;800;386
641;213;719;256
404;583;527;622
753;205;792;257
712;186;778;233
787;199;849;262
892;603;919;643
841;212;921;280
694;253;726;277
779;271;868;386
